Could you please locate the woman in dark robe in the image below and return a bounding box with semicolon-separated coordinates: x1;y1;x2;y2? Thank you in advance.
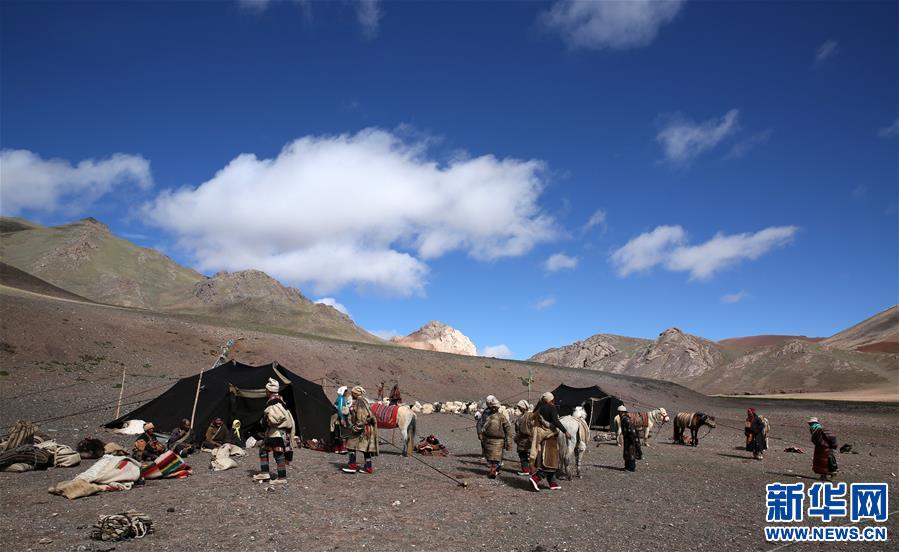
809;417;838;480
618;405;642;472
745;408;768;460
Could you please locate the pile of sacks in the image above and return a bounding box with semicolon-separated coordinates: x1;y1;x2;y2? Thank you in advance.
0;421;81;473
409;400;534;420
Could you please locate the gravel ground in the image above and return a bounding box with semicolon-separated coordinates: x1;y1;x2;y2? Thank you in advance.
0;407;896;552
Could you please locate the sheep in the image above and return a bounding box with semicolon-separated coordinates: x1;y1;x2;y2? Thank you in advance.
421;403;434;414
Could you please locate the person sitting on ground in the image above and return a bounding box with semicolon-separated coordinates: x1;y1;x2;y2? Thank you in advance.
258;378;296;484
203;417;229;449
514;399;535;476
744;408;767;460
167;418;195;456
617;405;642;472
480;397;512;479
132;422;165;461
342;386;378;474
809;417;838;481
528;392;571;491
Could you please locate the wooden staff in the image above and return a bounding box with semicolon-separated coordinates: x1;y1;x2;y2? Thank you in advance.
114;364;127;419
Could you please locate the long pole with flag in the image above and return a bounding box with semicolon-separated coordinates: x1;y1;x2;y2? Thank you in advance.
189;338;236;430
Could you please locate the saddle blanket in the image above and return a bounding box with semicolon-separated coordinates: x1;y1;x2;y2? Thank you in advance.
371;403;399;429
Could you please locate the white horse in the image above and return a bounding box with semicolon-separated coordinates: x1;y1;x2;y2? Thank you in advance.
612;408;669;447
558;406;590;480
371;403;418;456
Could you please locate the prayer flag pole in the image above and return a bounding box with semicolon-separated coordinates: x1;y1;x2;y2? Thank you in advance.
114;363;127;419
190;338;235;429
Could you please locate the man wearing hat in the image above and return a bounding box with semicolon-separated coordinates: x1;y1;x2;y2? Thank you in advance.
514;399;536;476
617;405;642;472
258;378;296;484
479;397;512;478
808;417;838;481
132;422;166;461
343;386;379;474
528;392;571;491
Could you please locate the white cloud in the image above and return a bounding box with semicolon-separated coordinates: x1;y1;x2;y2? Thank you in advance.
878;117;899;138
314;297;351;317
611;225;797;280
610;225;686;276
481;344;513;359
583;208;607;234
815;40;839;65
533;296;557;310
143;128;557;296
356;0;382;38
726;129;773;160
541;0;684;50
369;329;401;340
544;252;579;272
721;291;749;304
0;149;152;216
657;109;740;165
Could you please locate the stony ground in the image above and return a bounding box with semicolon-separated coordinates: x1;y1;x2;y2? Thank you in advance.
1;288;897;551
1;402;896;552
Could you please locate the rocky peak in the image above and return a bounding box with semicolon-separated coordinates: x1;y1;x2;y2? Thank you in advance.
391;320;477;356
629;327;725;379
72;217;110;233
193;270;309;305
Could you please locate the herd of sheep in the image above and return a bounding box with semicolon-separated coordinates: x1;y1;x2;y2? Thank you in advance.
401;399;534;420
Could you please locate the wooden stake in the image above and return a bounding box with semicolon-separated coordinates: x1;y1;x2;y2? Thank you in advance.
114;364;127;419
190;339;234;429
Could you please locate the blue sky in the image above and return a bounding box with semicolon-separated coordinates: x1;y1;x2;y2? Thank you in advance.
1;1;896;359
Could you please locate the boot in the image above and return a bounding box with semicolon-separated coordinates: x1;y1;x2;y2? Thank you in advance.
517;463;530;476
362;460;373;474
488;464;497;479
342;463;358;474
529;473;541;492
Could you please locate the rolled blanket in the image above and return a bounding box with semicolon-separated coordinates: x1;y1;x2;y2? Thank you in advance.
0;445;52;471
140;450;191;479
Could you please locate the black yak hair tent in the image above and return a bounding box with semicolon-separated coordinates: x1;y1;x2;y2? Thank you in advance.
551;384;623;429
106;360;335;445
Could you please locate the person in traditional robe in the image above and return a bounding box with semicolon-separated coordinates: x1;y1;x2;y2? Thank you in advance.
342;386;378;474
132;422;165;461
259;378;296;484
203;417;229;449
528;392;571;491
388;384;402;406
744;408;767;460
476;395;497;461
617;405;642;472
479;397;512;478
166;418;195;456
809;417;838;481
513;399;535;476
333;386;350;454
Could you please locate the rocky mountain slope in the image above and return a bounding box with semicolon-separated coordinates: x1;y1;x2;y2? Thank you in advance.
530;334;650;371
821;304;899;353
529;307;899;396
0;217;377;344
390;320;477;356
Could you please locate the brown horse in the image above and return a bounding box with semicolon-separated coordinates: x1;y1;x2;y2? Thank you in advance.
673;412;716;447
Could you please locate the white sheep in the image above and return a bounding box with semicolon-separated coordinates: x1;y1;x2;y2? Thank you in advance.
421;403;435;414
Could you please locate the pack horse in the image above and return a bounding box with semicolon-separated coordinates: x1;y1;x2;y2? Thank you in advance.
370;403;418;456
612;407;669;447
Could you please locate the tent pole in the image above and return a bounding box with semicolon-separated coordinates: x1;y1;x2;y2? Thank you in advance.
114;364;127;419
190;339;235;430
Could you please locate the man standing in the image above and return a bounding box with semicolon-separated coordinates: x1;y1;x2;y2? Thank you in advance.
744;408;768;460
258;378;295;484
514;399;535;476
617;405;642;472
388;384;402;406
479;397;512;478
343;386;379;474
528;392;571;491
809;417;838;481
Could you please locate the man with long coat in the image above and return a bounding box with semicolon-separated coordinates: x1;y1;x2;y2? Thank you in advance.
809;417;838;481
744;408;768;460
259;378;296;484
528;392;571;491
479;397;512;478
617;405;642;472
514;399;535;476
343;386;379;474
